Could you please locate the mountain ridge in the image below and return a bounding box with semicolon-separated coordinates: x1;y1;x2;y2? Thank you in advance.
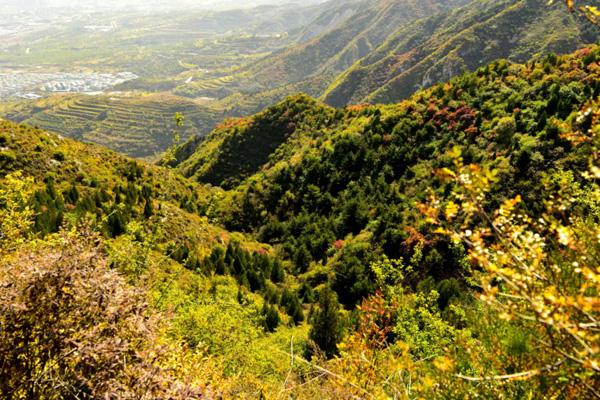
322;0;600;106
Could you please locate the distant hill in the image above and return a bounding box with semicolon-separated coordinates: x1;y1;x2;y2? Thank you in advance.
322;0;600;106
0;94;222;159
177;0;468;101
187;0;598;116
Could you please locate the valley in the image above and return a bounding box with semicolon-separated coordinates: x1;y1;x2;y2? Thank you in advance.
0;0;599;398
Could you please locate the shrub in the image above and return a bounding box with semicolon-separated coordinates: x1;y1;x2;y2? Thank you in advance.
52;151;66;162
0;229;203;399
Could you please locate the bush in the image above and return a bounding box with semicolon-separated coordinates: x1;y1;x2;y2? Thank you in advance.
0;229;202;399
52;151;66;162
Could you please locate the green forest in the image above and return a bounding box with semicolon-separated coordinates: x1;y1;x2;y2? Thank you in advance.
0;0;599;399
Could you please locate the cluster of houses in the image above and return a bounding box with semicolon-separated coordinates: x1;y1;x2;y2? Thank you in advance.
0;71;138;100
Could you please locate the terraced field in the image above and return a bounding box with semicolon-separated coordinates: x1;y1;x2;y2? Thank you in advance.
0;94;222;159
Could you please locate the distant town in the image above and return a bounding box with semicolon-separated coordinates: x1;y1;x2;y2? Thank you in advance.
0;72;138;100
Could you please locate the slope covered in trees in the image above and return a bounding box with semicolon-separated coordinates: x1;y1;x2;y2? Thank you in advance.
175;44;600;308
1;2;599;397
322;0;600;106
0;119;320;397
164;41;600;396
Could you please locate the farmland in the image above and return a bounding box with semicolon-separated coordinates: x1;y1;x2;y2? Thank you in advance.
0;93;221;159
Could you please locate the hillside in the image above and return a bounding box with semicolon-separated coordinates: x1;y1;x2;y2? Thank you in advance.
157;42;599;397
0;94;222;159
0;117;218;242
176;0;468;101
5;0;595;161
174;44;600;304
0;118;319;397
188;0;598;117
172;95;336;187
323;0;600;106
1;2;600;398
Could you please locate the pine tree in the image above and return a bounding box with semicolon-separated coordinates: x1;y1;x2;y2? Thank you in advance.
281;289;304;325
309;287;342;358
107;208;127;237
293;245;311;273
298;281;315;303
261;303;280;333
63;184;79;205
237;287;246;305
143;199;153;218
270;259;285;283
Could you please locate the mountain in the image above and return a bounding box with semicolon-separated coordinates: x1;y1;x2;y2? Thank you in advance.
2;28;600;398
322;0;600;106
186;0;598;117
177;0;469;101
160;42;599;398
172;44;600;303
0;117;313;398
171;95;334;186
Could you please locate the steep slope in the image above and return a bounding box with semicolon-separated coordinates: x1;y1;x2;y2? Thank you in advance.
180;0;468;101
174;94;336;188
174;44;600;306
0;119;316;397
323;0;599;106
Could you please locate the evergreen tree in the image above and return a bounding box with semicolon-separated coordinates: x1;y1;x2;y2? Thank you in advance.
281;289;304;325
270;259;285;283
237;287;247;305
143;199;153;218
261;303;280;333
293;244;311;273
309;287;342;358
298;281;315;303
247;268;265;292
106;208;127;237
63;184;79;205
211;246;227;275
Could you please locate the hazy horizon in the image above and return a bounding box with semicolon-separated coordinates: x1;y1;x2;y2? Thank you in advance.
1;0;328;12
